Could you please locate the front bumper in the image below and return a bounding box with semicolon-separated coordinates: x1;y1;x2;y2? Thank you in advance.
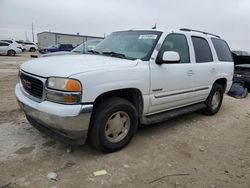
15;84;93;145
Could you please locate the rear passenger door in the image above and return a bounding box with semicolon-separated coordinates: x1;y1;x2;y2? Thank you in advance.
191;36;216;101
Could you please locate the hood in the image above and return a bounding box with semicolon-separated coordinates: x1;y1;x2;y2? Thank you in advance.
21;54;138;77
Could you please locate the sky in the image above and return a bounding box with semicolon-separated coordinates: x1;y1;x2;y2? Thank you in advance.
0;0;250;51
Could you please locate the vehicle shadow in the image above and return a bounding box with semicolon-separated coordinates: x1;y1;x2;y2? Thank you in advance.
75;111;205;156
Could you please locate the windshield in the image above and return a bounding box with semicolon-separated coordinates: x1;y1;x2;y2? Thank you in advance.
72;40;102;53
94;31;162;60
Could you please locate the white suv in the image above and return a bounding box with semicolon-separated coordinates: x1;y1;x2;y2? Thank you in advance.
23;42;38;52
15;28;234;152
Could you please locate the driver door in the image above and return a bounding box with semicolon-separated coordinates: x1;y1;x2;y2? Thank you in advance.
149;33;196;114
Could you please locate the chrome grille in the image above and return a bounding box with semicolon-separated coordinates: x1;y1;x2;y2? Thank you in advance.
20;72;43;99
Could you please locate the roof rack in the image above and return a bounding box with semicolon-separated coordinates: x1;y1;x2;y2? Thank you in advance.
180;28;220;38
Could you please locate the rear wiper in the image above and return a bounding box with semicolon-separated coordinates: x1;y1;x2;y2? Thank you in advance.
102;51;135;60
88;50;100;54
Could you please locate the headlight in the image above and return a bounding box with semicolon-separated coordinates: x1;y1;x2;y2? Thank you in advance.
47;77;81;91
45;77;82;104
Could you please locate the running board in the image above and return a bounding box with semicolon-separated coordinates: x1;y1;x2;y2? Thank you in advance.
141;103;206;125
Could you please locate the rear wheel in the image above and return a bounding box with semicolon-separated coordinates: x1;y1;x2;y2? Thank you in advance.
89;97;138;152
7;50;16;56
202;83;224;115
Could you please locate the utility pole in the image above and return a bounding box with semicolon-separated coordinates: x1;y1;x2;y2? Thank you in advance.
32;22;34;42
25;32;28;41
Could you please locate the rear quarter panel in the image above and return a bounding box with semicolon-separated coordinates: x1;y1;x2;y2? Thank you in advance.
216;61;234;93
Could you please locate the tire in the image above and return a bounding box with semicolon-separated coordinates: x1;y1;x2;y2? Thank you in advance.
202;83;224;115
7;50;16;56
89;97;138;152
30;47;36;52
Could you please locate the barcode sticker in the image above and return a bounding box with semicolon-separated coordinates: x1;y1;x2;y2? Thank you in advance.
138;35;157;40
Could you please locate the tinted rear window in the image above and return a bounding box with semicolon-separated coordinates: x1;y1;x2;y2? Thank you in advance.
192;36;213;63
212;38;233;62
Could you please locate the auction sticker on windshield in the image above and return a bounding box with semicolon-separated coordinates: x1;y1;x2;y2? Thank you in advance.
138;35;157;40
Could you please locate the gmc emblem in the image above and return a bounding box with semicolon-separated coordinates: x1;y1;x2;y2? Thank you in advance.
22;79;31;90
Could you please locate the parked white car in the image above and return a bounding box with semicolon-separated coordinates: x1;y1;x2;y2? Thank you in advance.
1;39;25;52
15;28;234;152
0;41;22;56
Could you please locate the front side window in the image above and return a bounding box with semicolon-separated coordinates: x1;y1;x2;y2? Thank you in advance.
157;33;190;63
211;38;233;62
192;36;213;63
94;31;162;60
16;41;24;44
2;40;12;44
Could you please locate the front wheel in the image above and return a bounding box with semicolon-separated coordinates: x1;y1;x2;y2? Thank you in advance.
202;83;224;115
7;50;16;56
89;97;138;152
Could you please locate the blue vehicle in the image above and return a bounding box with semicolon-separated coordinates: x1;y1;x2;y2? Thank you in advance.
46;44;74;53
41;40;103;57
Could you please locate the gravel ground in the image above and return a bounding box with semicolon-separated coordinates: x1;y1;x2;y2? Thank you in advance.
0;53;249;188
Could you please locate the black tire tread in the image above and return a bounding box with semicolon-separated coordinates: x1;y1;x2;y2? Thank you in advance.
202;83;224;115
89;97;138;152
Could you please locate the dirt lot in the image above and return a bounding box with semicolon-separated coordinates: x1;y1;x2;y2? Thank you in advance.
0;53;249;188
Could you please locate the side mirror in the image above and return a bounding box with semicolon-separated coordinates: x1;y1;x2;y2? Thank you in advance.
157;51;180;64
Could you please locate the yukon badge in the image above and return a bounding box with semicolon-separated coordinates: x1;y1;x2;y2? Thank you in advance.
22;79;31;90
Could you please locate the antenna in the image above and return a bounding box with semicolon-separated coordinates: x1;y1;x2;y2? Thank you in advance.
152;23;157;29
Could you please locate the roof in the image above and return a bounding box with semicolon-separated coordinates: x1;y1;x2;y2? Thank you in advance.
122;28;220;38
37;31;104;39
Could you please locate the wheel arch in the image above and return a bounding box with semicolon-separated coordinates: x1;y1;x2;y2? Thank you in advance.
93;88;144;118
213;78;227;93
7;49;16;56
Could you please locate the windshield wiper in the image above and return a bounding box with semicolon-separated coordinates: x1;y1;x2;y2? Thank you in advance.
102;51;135;60
72;50;82;53
88;50;100;54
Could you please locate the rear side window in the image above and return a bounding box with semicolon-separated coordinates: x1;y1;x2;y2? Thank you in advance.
192;36;213;63
211;38;233;62
24;42;34;45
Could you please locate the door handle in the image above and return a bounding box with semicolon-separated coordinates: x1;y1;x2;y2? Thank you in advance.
187;70;194;76
211;68;216;74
